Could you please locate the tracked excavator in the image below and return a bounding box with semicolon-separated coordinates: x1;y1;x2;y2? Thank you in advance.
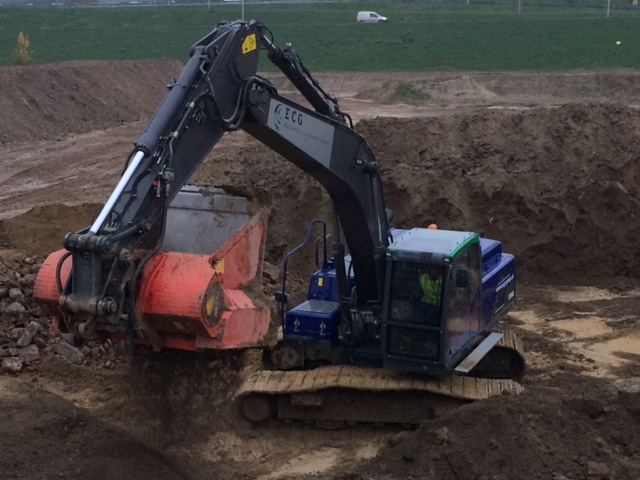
34;20;525;427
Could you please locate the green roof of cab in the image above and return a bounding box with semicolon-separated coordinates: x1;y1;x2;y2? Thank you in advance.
449;233;479;261
388;228;480;264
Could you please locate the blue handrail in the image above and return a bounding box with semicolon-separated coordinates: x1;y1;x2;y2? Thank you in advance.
278;219;328;327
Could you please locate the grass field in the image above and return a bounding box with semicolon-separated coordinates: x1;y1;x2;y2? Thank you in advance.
0;2;639;71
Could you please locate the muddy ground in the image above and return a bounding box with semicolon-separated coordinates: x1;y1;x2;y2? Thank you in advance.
1;60;640;479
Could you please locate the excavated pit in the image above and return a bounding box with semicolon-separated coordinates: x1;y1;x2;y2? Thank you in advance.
1;60;640;480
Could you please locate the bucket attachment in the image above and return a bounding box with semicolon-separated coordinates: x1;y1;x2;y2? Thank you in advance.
34;187;275;351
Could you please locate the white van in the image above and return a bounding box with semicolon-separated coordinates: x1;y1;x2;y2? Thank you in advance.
356;11;388;24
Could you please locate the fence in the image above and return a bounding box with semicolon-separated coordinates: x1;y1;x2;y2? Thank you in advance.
1;0;638;14
457;0;637;15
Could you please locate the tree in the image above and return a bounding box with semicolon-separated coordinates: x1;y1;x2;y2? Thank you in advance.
15;31;32;66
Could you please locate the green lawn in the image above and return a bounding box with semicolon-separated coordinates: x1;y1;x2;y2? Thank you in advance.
1;2;639;71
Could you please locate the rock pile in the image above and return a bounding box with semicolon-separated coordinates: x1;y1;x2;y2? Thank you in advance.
0;255;121;374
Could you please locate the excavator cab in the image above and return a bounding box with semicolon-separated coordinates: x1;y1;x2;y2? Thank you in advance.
382;228;486;375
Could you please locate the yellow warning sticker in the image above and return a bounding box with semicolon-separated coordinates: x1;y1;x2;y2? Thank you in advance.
214;258;225;274
318;278;324;287
242;34;257;54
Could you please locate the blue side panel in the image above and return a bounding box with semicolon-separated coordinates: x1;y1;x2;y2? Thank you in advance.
481;253;516;330
480;238;502;276
284;299;340;344
284;261;351;345
308;270;340;302
307;256;357;302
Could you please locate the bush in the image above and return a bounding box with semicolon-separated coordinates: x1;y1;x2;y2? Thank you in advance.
15;31;32;66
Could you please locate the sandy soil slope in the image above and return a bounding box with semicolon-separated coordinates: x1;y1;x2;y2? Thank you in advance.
1;60;640;480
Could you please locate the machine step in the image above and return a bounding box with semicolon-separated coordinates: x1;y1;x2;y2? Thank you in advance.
454;332;504;374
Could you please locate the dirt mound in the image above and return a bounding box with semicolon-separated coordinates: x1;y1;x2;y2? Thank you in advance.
354;80;433;104
5;100;640;287
193;103;640;287
428;75;499;101
277;70;640;109
354;76;498;104
347;375;640;480
357;103;640;286
0;203;98;255
0;59;183;144
0;378;213;480
481;69;640;104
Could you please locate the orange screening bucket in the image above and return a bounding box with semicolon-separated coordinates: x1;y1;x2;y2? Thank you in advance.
34;187;274;351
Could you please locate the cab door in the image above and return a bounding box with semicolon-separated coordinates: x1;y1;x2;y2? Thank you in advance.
443;243;482;363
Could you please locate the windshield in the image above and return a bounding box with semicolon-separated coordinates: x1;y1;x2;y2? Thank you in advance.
385;260;444;361
388;260;444;327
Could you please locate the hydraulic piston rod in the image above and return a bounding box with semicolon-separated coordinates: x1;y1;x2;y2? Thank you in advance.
90;150;146;234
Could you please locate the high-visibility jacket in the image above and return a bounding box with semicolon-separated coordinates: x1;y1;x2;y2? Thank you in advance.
420;274;442;305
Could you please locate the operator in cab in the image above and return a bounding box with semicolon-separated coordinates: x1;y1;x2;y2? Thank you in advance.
419;264;443;326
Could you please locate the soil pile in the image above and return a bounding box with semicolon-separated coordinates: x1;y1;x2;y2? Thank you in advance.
0;59;183;144
354;76;499;104
0;254;124;374
0;381;201;480
195;103;640;287
273;70;640;106
0;204;98;254
357;104;640;286
0;255;52;374
349;375;640;480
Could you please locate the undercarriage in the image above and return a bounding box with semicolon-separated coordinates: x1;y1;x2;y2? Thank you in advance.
238;330;525;427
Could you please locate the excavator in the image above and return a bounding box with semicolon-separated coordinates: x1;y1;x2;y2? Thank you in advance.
34;20;525;426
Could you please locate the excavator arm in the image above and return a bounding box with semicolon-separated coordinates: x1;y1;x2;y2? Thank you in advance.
41;20;390;344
